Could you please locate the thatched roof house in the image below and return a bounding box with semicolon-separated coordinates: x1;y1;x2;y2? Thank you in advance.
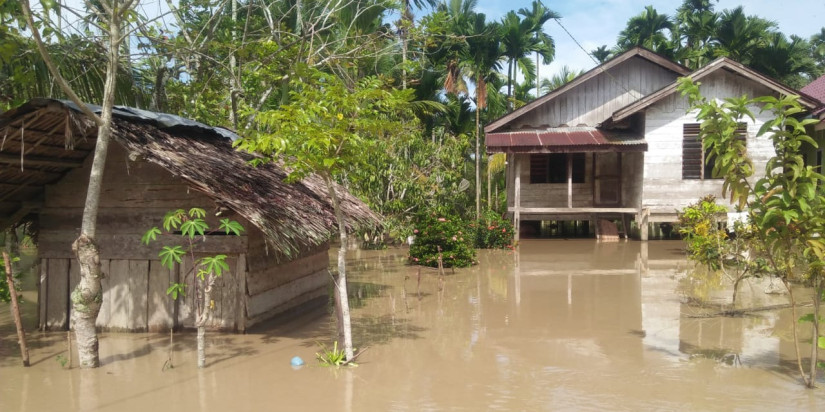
0;98;379;332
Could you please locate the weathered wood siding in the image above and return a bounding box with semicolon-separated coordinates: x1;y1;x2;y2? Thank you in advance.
513;56;679;128
642;70;776;218
244;228;329;328
505;152;644;213
38;143;249;331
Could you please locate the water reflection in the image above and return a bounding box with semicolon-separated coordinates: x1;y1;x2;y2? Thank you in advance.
2;241;823;411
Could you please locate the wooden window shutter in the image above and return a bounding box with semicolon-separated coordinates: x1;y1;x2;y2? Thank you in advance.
682;123;702;179
530;154;549;183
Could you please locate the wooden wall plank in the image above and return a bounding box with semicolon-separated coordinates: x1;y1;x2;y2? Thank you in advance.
38;259;48;330
96;260;112;328
45;258;69;330
147;260;175;332
176;257;196;328
38;232;247;259
246;249;329;296
237;253;247;333
107;260;133;331
128;260;149;331
246;269;328;319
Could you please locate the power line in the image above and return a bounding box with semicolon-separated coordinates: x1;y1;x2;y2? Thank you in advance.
552;18;635;98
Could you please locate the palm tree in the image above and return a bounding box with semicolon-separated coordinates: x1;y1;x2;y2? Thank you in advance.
500;10;552;110
617;6;675;57
750;33;819;89
539;65;584;94
674;0;718;68
399;0;438;89
712;6;776;63
518;1;560;97
463;12;502;218
591;45;612;64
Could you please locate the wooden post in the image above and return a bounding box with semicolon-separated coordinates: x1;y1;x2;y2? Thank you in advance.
3;248;30;366
637;208;650;241
567;153;573;208
514;155;521;244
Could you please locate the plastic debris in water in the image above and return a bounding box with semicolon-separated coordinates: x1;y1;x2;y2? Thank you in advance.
290;356;305;368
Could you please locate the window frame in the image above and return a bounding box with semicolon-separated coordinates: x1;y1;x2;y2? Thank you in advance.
682;122;747;180
529;153;586;184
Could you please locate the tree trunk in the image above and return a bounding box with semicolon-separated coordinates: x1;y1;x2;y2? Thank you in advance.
809;277;821;388
324;174;354;360
3;245;30;367
71;1;127;369
507;59;513;111
196;273;216;368
475;92;481;220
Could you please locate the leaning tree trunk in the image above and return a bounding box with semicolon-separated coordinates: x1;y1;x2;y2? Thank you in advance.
196;273;216;368
3;240;30;367
71;3;124;369
323;174;354;360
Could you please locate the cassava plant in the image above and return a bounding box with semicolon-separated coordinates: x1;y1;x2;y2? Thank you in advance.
142;207;244;369
677;77;825;388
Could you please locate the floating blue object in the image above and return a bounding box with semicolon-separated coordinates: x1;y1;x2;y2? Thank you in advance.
290;356;305;367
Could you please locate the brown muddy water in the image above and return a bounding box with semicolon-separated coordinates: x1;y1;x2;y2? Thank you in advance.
1;240;824;411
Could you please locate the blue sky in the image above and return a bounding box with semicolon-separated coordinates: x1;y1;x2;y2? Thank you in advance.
473;0;825;85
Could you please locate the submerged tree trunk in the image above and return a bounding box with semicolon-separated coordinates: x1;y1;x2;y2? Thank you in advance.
196;273;216;368
324;174;354;360
3;241;30;367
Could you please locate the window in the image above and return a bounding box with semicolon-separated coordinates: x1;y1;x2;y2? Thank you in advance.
530;153;585;184
682;123;746;180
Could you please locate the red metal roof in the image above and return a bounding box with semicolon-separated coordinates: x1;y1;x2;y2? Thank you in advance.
486;127;647;153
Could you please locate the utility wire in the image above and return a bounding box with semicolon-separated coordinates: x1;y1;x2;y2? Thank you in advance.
553;18;636;98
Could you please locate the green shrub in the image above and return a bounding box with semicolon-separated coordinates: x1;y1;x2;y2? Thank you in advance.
474;209;515;249
408;213;475;268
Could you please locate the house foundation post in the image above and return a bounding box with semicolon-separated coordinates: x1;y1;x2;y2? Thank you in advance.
514;155;521;245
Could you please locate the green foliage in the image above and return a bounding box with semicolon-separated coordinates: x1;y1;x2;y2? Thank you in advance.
677;195;729;270
315;341;353;367
166;283;186;300
237;66;418;183
474;209;515;249
677;77;825;386
159;246;186;270
0;253;21;303
142;208;244;299
408;212;476;268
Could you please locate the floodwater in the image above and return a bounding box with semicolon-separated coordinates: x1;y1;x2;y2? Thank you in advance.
1;240;824;411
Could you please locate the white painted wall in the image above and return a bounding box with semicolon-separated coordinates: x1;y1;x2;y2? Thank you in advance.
642;70;777;218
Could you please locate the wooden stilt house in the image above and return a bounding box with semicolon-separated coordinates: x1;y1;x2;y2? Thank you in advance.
486;47;820;240
0;99;378;332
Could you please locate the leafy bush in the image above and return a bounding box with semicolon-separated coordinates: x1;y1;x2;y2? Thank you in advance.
474;209;514;249
677;195;729;269
408;213;475;268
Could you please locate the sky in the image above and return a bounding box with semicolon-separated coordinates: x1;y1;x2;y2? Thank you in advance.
473;0;825;86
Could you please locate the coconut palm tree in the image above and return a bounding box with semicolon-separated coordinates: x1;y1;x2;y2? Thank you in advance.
500;10;553;110
674;0;718;68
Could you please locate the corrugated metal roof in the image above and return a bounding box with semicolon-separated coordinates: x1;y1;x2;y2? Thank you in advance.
487;127;647;153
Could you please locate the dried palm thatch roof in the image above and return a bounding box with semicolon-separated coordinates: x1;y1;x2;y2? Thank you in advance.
0;98;379;258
